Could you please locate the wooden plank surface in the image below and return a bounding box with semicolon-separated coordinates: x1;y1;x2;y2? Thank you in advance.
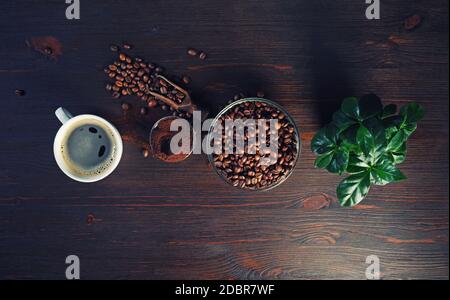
0;0;448;279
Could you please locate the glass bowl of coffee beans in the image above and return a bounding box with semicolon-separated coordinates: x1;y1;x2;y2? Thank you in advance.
207;98;300;191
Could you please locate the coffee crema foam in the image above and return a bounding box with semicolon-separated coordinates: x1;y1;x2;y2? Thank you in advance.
59;119;119;178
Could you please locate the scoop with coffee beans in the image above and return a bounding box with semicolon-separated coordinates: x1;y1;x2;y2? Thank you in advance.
103;42;203;162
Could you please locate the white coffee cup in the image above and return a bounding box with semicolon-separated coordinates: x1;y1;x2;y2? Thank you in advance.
53;107;123;183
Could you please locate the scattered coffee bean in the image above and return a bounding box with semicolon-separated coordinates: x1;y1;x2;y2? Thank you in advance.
199;51;207;60
104;45;192;115
404;14;421;31
44;47;52;55
187;48;198;56
182;75;191;84
148;99;158;108
141;148;150;158
121;102;130;111
15;89;26;96
122;42;132;50
110;44;119;52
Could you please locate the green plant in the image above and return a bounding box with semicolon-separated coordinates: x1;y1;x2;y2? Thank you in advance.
311;94;424;207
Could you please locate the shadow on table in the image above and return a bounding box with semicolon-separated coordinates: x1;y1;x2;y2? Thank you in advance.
284;1;357;126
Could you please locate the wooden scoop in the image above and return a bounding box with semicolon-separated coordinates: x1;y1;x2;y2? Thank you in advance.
147;75;206;117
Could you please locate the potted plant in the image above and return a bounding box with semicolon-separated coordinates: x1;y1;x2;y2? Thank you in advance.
311;94;424;207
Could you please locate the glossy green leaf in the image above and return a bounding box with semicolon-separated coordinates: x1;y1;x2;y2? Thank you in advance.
311;126;336;155
341;138;361;154
314;151;334;169
386;129;407;151
347;155;370;174
359;93;383;120
370;158;407;185
363;117;386;162
341;124;359;145
389;151;406;165
387;143;407;165
324;123;340;144
341;97;360;120
356;125;375;158
400;103;425;124
337;171;371;207
382;104;397;119
402;122;418;138
385;126;398;141
383;115;403;128
363;117;386;146
326;149;349;175
332;110;356;132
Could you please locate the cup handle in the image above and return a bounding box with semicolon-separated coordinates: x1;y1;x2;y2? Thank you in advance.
55;107;74;124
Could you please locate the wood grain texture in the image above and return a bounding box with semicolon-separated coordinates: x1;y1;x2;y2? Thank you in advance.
0;0;448;279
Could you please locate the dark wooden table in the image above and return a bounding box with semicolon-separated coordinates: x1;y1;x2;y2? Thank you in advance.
0;0;448;280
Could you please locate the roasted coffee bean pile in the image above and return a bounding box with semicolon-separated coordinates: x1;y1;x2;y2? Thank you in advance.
104;45;191;119
212;100;298;190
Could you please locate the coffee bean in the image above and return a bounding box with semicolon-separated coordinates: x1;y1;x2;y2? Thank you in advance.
123;42;132;50
119;53;126;61
148;99;158;108
105;84;112;91
15;89;25;96
110;44;119;52
140;107;148;115
187;48;198;56
182;75;191;84
405;14;421;31
44;47;52;55
160;86;168;94
121;102;130;111
257;91;265;98
141;148;150;158
199;51;207;60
